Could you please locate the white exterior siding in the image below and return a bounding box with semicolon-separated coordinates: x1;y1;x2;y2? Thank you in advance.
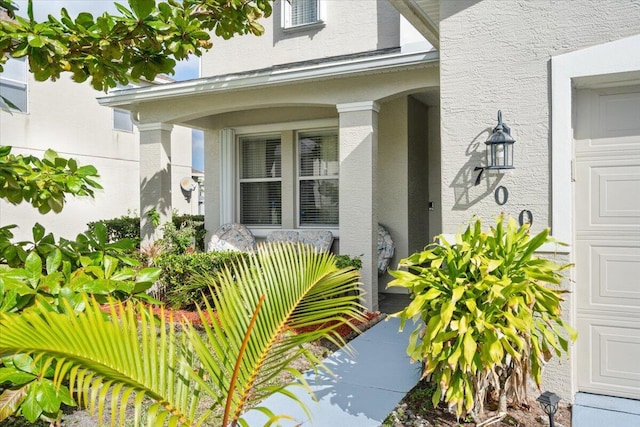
201;0;402;76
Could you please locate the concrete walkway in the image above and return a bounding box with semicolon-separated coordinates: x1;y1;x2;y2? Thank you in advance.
242;316;421;426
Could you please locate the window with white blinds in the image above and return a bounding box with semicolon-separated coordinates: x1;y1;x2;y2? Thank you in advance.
0;57;27;112
283;0;321;28
298;130;338;226
239;135;282;226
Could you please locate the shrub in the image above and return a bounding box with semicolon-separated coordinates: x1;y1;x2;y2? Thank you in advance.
87;214;139;243
335;253;362;270
172;214;205;251
88;214;206;250
388;216;576;420
155;251;247;310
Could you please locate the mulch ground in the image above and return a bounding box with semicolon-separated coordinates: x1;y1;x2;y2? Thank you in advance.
137;305;382;341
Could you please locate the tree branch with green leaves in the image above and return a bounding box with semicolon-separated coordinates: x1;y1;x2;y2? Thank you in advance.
0;0;273;91
0;146;101;214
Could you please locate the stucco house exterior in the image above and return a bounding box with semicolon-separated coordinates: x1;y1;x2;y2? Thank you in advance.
0;64;198;241
97;0;640;424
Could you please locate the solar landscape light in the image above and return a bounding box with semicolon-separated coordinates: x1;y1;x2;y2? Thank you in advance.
537;390;561;427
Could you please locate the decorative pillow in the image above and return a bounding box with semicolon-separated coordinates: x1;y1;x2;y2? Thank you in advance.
207;223;256;253
298;230;334;252
266;230;299;244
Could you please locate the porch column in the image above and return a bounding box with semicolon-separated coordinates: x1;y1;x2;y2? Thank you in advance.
219;128;236;225
337;101;380;312
138;122;173;244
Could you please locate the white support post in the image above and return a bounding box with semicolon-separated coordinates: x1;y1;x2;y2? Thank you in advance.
138;122;173;244
337;101;380;311
219;128;236;225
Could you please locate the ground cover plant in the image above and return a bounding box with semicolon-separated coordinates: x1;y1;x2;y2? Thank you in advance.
383;378;573;427
0;243;365;426
388;215;576;423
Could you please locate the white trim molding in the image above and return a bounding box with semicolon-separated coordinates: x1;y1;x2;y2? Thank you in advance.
232;118;338;136
551;34;640;244
98;51;439;108
336;101;381;114
136;122;174;132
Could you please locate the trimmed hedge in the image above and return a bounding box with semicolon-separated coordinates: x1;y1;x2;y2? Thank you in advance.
155;251;247;310
87;214;206;250
156;251;362;311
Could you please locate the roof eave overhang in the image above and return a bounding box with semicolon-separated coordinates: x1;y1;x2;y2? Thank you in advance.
388;0;440;49
98;50;439;108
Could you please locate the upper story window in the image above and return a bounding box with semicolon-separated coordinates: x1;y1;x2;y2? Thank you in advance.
113;108;134;132
0;57;28;113
239;135;282;226
282;0;323;29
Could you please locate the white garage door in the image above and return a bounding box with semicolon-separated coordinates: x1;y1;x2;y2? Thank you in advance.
575;85;640;400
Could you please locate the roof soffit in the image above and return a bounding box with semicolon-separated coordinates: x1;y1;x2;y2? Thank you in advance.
388;0;440;49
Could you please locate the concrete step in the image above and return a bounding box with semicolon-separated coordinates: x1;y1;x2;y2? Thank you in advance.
572;392;640;427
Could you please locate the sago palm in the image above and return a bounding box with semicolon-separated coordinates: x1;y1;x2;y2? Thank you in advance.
0;243;365;426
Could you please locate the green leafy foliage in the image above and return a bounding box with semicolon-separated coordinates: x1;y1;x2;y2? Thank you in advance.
87;213;140;243
335;253;363;270
0;146;101;214
172;214;206;251
0;222;161;424
388;216;577;419
87;213;206;250
0;243;365;426
0;222;161;314
155;250;247;310
0;0;273;91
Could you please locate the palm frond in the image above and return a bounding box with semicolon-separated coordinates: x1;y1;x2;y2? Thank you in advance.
187;242;364;425
0;299;200;426
0;242;364;426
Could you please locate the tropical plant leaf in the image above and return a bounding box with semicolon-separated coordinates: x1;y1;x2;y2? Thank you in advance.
0;242;364;426
186;242;364;425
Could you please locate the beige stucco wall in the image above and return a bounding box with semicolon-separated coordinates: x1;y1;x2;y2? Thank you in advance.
0;76;194;240
378;97;408;290
201;0;401;76
438;0;640;400
377;95;437;292
439;0;640;235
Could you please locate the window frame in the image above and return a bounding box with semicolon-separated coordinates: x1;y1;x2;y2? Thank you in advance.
113;108;134;132
281;0;325;31
296;128;339;228
0;57;28;113
237;133;283;227
231;119;339;237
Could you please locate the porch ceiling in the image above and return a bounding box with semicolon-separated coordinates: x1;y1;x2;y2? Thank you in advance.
97;50;439;127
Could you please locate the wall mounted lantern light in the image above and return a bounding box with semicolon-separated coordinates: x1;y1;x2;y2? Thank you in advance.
537;391;560;427
474;110;515;185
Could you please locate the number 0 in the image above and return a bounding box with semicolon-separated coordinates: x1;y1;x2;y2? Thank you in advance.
495;186;508;205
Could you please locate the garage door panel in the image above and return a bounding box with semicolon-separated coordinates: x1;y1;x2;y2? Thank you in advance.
575;161;640;230
577;319;640;399
595;90;640;140
576;241;640;312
